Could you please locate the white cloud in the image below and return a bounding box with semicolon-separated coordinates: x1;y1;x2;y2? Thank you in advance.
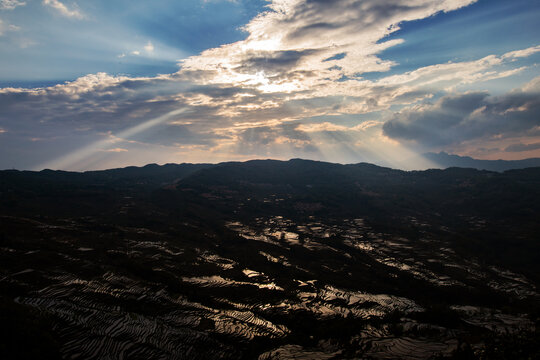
285;46;534;117
502;45;540;60
102;147;128;153
180;0;478;94
144;41;154;53
172;0;534;119
126;42;154;57
42;0;84;19
18;37;36;48
0;0;26;10
0;18;20;36
297;122;349;133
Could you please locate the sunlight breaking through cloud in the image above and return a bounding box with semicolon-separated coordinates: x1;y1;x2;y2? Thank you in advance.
38;107;190;170
1;0;540;169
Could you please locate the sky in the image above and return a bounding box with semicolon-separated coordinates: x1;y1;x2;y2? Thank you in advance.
1;0;540;171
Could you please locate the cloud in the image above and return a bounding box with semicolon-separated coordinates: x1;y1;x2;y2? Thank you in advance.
0;72;179;132
5;0;540;169
0;0;25;10
502;45;540;60
0;18;20;36
180;0;477;93
504;142;540;153
144;41;154;53
297;122;350;133
175;1;531;118
1;41;537;169
123;41;157;57
126;42;155;57
0;127;6;133
42;0;84;19
131;123;226;147
382;76;540;148
102;147;128;153
232;124;318;157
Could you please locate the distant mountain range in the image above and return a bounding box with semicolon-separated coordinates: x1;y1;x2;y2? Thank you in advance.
424;152;540;172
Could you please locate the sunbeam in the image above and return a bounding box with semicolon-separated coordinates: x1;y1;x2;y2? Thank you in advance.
37;107;190;171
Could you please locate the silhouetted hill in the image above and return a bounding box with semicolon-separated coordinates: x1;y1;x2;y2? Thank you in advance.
178;159;401;188
425;151;540;171
176;159;540;222
0;163;212;192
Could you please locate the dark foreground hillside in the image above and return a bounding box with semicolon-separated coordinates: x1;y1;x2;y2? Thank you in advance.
1;159;539;359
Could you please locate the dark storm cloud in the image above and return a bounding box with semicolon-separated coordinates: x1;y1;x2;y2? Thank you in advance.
382;80;540;147
0;75;186;132
284;0;425;42
505;142;540;152
239;49;320;74
0;73;254;136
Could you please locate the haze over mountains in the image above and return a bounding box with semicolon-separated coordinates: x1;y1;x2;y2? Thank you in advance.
1;159;539;359
424;152;540;172
5;151;540;173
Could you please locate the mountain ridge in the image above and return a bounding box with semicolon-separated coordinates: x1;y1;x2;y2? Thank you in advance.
424;151;540;171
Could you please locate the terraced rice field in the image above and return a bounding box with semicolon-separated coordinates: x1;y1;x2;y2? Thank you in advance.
1;213;536;359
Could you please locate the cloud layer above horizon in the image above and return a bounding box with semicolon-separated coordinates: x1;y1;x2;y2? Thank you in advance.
1;0;540;170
